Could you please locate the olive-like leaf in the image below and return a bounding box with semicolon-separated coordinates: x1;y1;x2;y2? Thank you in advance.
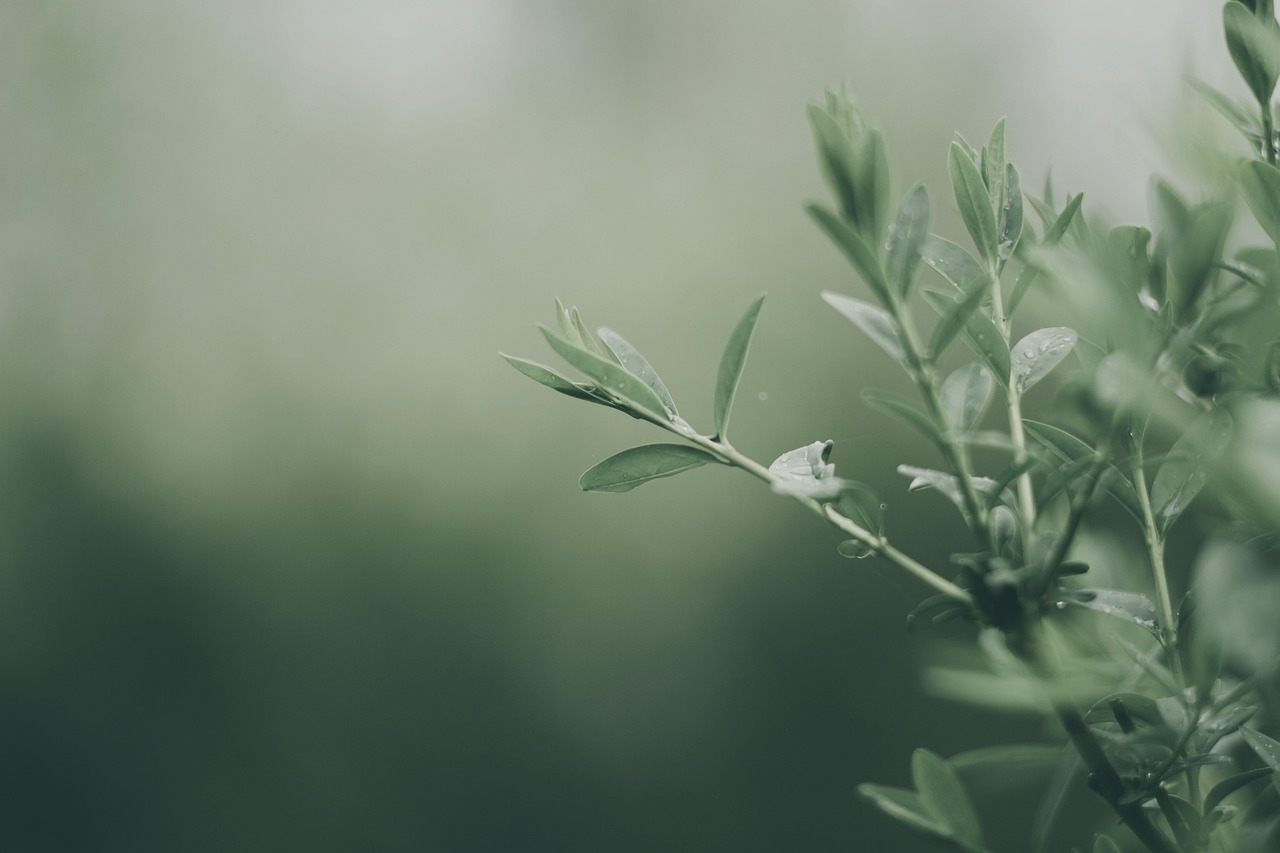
580;444;721;492
864;389;947;450
1241;726;1280;774
1203;767;1274;814
1066;589;1161;636
857;785;953;841
836;482;885;535
1225;0;1280;106
1023;419;1143;521
823;292;907;364
1150;408;1233;530
922;235;989;294
999;163;1023;262
501;354;609;405
1187;77;1264;140
540;326;671;422
860;129;892;243
1010;193;1083;313
940;363;995;432
807;104;861;225
922;290;1010;385
1241;160;1280;245
983;119;1006;219
950;141;999;264
769;440;842;499
912;749;984;850
713;294;766;441
598;328;678;416
1010;327;1078;393
929;284;989;360
807;204;892;304
886;186;931;298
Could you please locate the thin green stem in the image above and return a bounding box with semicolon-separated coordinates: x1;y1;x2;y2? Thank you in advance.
673;425;971;604
1263;103;1276;166
1130;428;1184;685
988;271;1037;549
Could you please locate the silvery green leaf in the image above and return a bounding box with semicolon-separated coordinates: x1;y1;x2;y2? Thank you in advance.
1241;160;1280;245
580;444;721;492
1011;327;1078;393
807;104;861;225
713;294;766;441
823;292;907;364
923;290;1009;386
922;235;989;294
885;186;931;298
1224;1;1280;106
598;328;678;416
940;363;995;433
1065;589;1161;637
899;466;1004;520
1009;193;1083;313
929;284;989;360
1241;727;1280;775
1150;408;1233;530
807;204;892;304
864;390;947;450
1187;77;1264;140
501;354;611;405
950;141;999;264
998;163;1023;262
769;440;843;499
912;749;985;850
540;326;672;421
983;119;1006;218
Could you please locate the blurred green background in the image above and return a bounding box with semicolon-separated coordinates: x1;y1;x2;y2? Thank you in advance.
0;2;1235;850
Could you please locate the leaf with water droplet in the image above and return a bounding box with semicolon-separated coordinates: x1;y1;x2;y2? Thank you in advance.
885;186;931;298
1011;327;1078;393
912;749;985;851
950;142;999;264
769;440;844;499
1065;588;1162;638
928;284;989;361
598;328;678;417
579;444;721;492
823;292;907;365
940;363;994;433
982;119;1006;224
922;235;989;294
864;390;947;451
540;326;671;422
1241;727;1280;785
713;293;766;441
998;163;1023;262
1150;408;1233;532
807;204;892;304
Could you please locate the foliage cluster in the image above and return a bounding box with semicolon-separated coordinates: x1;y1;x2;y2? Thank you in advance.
505;4;1280;850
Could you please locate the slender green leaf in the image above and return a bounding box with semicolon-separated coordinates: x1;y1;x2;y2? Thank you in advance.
864;389;946;450
983;118;1006;221
1187;76;1264;140
836;482;885;534
554;298;580;343
1036;455;1097;510
1170;202;1232;317
1242;726;1280;773
949;745;1063;797
1010;193;1083;312
570;308;613;361
1204;767;1274;814
950;142;999;264
1011;327;1078;393
1067;589;1161;636
923;290;1009;385
1241;160;1280;245
1225;0;1280;106
598;328;678;416
823;292;907;364
886;186;931;298
540;326;671;421
713;294;766;440
912;749;984;849
940;363;994;432
861;128;892;242
857;785;952;840
929;284;989;360
1150;408;1234;530
807;203;892;303
922;235;989;294
999;163;1023;262
501;354;609;404
1024;419;1143;521
580;444;721;492
807;104;861;225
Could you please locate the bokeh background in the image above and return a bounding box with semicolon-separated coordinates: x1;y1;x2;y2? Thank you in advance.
0;2;1244;850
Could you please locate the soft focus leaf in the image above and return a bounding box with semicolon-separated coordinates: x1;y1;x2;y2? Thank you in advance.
501;354;609;404
925;290;1010;385
1241;160;1280;245
1204;768;1274;814
1010;193;1083;313
885;186;931;298
713;294;766;440
857;785;952;840
598;328;678;416
1024;420;1143;521
1188;77;1264;140
1242;727;1280;774
1066;589;1161;637
999;163;1023;262
1010;327;1078;393
950;142;999;264
808;204;892;303
807;104;861;225
579;444;720;492
836;482;885;534
912;749;984;849
929;284;989;360
940;363;995;432
864;390;946;449
823;292;907;364
540;326;671;421
1150;408;1233;530
1092;835;1122;853
1225;1;1280;106
948;744;1063;797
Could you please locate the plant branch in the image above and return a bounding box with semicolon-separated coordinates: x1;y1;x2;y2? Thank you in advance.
989;268;1038;549
1130;426;1184;684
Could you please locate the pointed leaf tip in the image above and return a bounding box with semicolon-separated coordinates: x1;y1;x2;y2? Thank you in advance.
714;294;766;441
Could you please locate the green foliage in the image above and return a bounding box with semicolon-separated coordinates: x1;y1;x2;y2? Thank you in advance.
505;5;1280;851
